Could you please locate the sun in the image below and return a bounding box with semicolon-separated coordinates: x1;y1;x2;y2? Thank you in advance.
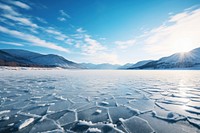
172;38;194;53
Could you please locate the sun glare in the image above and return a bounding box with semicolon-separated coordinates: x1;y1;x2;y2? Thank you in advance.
172;38;194;53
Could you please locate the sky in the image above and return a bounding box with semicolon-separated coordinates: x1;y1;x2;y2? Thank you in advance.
0;0;200;65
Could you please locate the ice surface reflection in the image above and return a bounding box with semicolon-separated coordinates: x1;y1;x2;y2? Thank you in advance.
0;70;199;133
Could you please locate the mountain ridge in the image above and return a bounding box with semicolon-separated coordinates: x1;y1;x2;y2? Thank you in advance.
0;47;200;69
0;49;81;68
128;47;200;69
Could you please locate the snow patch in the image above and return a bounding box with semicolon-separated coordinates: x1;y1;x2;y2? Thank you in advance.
86;128;101;133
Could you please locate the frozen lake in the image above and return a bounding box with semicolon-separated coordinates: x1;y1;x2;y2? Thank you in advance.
0;70;200;133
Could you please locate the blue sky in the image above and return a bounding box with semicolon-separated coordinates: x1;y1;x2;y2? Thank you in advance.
0;0;200;64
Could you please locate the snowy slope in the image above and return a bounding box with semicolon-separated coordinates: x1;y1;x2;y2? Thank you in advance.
121;60;153;69
30;54;80;68
130;47;200;69
0;50;34;66
1;49;42;59
118;63;133;69
0;49;81;68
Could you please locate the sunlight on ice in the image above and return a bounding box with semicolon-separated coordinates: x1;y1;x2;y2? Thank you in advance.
0;70;199;132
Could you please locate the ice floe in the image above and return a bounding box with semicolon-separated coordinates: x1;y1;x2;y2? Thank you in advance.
17;118;34;130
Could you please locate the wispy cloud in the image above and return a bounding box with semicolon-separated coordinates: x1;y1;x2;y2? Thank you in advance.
0;41;24;46
59;10;70;18
45;28;69;41
57;17;66;22
76;28;86;33
0;2;72;53
144;8;200;55
36;17;47;24
0;0;118;64
0;17;15;26
0;2;39;30
0;3;20;16
65;38;74;45
57;10;70;21
2;14;38;28
82;35;106;54
0;26;69;53
6;0;31;10
1;1;109;57
114;39;136;49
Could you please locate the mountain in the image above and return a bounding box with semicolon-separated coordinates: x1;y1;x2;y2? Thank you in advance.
80;63;120;69
0;49;81;69
1;47;200;70
0;50;36;67
120;60;153;69
128;47;200;69
118;63;133;69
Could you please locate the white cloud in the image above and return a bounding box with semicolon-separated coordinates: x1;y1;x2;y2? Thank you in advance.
57;10;70;21
65;38;74;45
75;42;81;48
3;14;38;28
0;2;72;53
169;12;188;22
45;28;68;41
71;33;84;39
82;35;106;54
57;17;66;21
0;3;20;16
6;1;31;10
36;17;47;24
76;28;86;33
144;8;200;55
0;41;24;46
0;2;39;33
59;10;70;18
0;26;69;53
114;39;136;49
46;29;63;36
0;17;15;26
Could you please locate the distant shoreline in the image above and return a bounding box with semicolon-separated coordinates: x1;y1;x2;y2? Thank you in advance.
0;66;64;70
0;66;200;71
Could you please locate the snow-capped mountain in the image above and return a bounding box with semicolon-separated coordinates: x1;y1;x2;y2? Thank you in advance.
120;60;153;69
0;49;81;68
30;54;80;68
1;47;200;69
128;47;200;69
80;63;120;69
118;63;133;69
1;49;43;59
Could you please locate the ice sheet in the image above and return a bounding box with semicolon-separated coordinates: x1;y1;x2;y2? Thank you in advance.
0;70;200;132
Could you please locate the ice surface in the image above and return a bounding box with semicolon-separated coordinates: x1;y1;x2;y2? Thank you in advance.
108;105;139;123
120;116;154;133
57;111;76;126
141;112;200;133
0;70;200;132
128;99;155;112
78;106;109;123
29;117;64;133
